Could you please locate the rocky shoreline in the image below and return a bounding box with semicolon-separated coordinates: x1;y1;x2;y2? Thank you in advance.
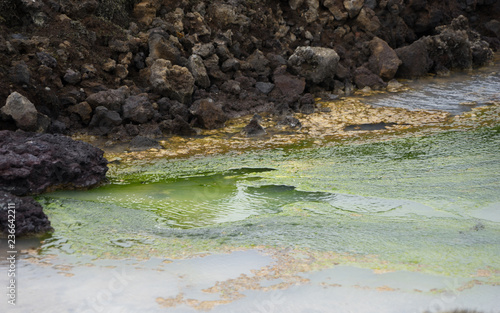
0;0;499;141
1;0;499;236
0;130;108;237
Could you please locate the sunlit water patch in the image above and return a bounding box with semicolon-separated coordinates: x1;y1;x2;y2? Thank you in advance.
362;61;500;114
47;168;341;228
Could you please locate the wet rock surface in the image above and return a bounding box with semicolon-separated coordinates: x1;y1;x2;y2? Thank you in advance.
0;192;53;237
0;130;108;196
241;114;267;137
0;0;497;141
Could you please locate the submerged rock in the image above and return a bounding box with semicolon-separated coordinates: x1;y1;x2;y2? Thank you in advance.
241;114;266;137
0;192;53;237
0;130;108;196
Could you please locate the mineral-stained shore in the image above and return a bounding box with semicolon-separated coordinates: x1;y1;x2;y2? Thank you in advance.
0;0;498;140
0;0;499;236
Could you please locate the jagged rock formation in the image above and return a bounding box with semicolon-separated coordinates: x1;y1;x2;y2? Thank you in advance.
0;0;498;139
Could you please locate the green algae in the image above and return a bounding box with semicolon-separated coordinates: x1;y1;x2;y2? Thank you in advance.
38;125;500;280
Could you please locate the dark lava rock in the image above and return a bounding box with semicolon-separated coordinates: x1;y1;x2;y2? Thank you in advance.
191;98;228;129
0;130;108;196
89;106;123;135
36;51;57;68
188;54;211;89
1;92;38;131
396;16;493;78
354;66;386;89
68;101;93;123
63;68;82;85
288;46;339;86
129;135;162;151
10;61;31;85
241;115;266;137
273;74;306;98
0;192;53;237
86;87;129;112
368;37;402;81
395;40;432;78
122;95;155;124
160;116;196;136
299;93;316;114
255;82;275;94
150;59;195;105
278;116;302;129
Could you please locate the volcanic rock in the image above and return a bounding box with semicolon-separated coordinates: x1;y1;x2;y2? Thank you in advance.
288;46;339;86
0;130;108;196
1;92;38;131
0;192;53;237
150;59;195;104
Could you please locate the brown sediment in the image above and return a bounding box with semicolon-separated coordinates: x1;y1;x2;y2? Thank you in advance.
100;101;499;164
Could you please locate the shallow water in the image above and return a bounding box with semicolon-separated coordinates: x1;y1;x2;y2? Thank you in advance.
5;125;493;313
362;62;500;115
2;67;500;312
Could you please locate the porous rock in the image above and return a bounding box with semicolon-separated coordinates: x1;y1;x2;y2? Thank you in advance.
191;98;228;129
150;59;195;104
0;192;53;237
0;130;108;196
368;37;402;80
1;92;38;131
288;46;339;86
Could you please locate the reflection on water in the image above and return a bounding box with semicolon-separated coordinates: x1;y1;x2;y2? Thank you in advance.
362;62;500;114
44;168;455;229
47;168;343;228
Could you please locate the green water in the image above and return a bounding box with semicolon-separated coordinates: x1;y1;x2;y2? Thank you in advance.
40;126;500;278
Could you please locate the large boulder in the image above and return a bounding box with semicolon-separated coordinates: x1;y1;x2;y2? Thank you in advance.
395;40;433;78
0;192;53;237
288;46;340;86
426;15;493;71
150;59;195;104
368;37;402;80
0;130;108;196
396;16;493;78
1;92;38;131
